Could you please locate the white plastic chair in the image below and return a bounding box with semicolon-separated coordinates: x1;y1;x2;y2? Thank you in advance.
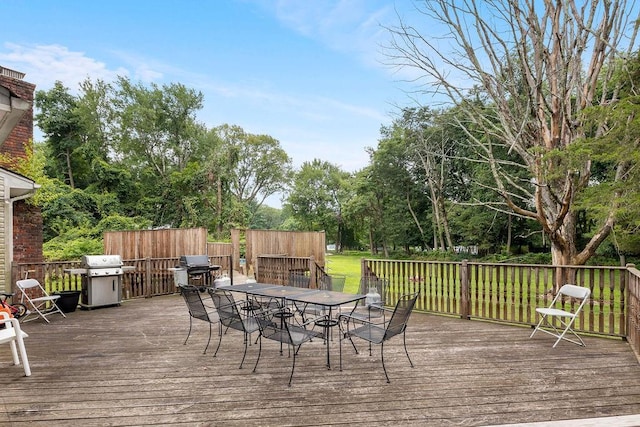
529;284;591;348
16;278;66;323
0;311;31;376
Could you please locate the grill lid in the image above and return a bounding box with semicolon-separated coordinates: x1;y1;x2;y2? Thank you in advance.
81;254;123;269
179;255;220;275
179;255;210;268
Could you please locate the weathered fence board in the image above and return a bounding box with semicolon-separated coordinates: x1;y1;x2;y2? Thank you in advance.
232;229;325;273
104;227;209;260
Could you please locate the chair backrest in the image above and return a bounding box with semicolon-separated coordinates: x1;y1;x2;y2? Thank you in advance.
253;305;319;347
289;272;311;289
555;284;591;312
16;279;42;291
383;292;419;341
559;284;591;300
16;278;49;304
209;288;243;328
328;274;346;292
317;275;331;291
0;311;17;338
178;285;211;322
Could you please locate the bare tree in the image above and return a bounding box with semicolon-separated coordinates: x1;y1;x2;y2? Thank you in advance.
386;0;640;269
400;107;454;251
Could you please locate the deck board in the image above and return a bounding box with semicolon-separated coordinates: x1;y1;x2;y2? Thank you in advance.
0;293;639;426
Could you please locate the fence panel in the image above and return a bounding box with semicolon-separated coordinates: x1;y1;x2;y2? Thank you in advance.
365;259;628;338
104;228;208;260
256;256;311;286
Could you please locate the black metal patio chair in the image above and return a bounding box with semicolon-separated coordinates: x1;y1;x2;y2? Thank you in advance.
346;276;389;325
178;284;218;354
208;288;260;369
252;305;325;386
339;291;419;383
300;273;348;320
289;271;311;288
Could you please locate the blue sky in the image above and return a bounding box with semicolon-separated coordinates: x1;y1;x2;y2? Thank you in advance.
0;1;420;191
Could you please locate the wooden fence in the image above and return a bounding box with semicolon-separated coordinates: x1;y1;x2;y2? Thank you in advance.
231;229;325;274
10;254;640;360
104;228;209;260
363;258;631;339
255;255;329;288
628;265;640;360
11;255;232;300
207;242;233;257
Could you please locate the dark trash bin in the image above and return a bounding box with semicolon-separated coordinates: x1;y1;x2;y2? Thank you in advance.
54;290;81;313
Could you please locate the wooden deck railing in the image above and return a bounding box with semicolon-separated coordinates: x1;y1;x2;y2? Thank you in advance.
628;265;640;359
11;255;233;299
255;255;330;288
363;258;631;340
10;255;640;358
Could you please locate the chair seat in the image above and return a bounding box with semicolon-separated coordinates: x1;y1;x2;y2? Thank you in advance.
348;323;386;344
529;284;591;348
536;307;576;318
225;316;260;335
287;324;323;346
339;292;419;383
0;327;28;343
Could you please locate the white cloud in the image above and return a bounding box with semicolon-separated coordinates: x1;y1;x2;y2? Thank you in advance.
0;43;129;92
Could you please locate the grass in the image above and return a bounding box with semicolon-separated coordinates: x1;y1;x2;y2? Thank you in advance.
323;253;363;293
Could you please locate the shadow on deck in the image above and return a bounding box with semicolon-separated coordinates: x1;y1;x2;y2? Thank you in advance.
1;293;639;426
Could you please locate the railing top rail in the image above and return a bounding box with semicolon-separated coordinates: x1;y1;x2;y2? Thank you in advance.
364;258;629;270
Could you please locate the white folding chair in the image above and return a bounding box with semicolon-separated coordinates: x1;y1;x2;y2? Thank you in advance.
0;311;31;376
529;284;591;348
16;278;66;323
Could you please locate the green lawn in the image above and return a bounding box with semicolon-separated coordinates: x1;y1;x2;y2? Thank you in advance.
323;253;363;293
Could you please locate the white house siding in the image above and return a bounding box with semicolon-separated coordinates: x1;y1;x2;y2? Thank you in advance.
0;175;5;291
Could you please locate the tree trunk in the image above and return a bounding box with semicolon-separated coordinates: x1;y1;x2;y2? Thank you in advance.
406;193;431;250
65;148;75;189
216;176;223;234
506;214;512;255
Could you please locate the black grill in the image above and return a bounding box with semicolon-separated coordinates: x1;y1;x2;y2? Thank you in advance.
179;255;220;277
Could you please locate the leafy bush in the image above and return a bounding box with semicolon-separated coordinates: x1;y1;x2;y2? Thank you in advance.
44;236;103;261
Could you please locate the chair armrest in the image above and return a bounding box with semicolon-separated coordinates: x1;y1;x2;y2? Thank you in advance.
338;313;371;325
0;316;22;329
299;314;328;328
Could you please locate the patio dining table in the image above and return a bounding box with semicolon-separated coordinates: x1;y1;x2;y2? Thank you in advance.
287;289;365;369
219;283;365;368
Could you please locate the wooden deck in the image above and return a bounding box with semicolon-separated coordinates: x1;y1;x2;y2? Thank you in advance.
1;293;639;426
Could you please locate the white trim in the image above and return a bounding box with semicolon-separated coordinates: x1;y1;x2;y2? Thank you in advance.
484;414;640;427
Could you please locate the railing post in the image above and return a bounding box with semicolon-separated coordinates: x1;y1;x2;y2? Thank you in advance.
460;259;470;319
626;263;635;341
309;256;317;289
145;258;152;298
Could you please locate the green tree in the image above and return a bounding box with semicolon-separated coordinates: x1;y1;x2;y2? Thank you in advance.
387;0;640;274
213;124;292;228
35;82;84;188
113;77;208;227
286;159;351;250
